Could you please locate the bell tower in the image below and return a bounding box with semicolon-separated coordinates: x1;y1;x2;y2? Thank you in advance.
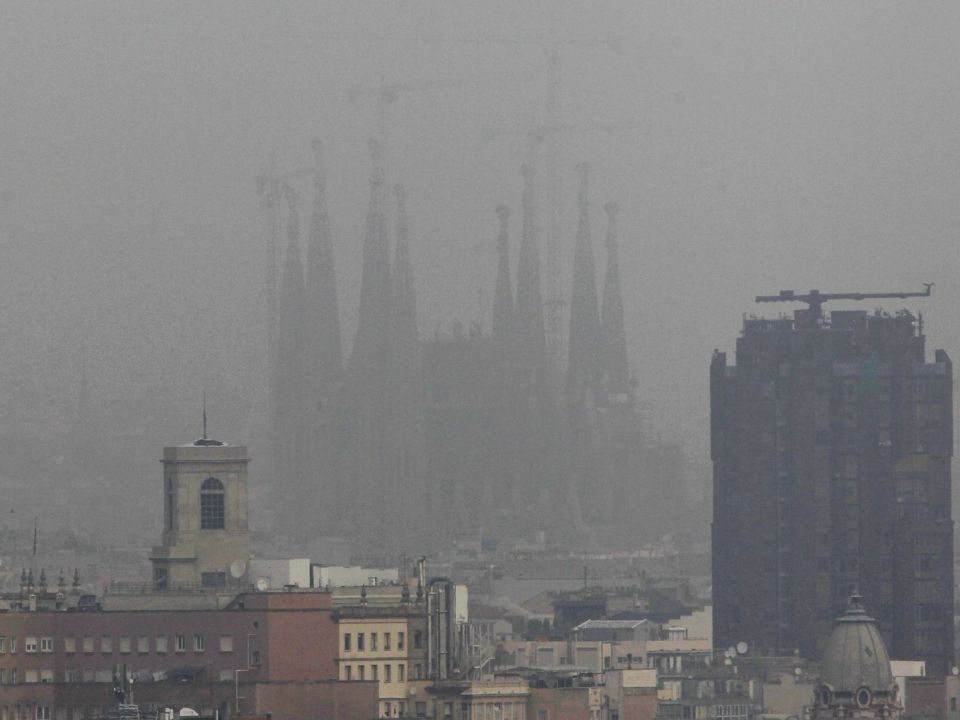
150;434;250;590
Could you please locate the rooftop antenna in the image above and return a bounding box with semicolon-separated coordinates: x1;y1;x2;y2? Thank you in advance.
202;388;208;441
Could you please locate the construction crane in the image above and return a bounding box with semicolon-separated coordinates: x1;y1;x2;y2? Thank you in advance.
424;24;623;385
345;76;461;183
756;284;933;322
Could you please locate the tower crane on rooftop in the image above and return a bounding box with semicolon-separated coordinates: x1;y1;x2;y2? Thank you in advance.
755;284;933;325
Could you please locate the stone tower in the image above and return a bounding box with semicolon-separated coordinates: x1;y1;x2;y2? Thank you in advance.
150;436;250;590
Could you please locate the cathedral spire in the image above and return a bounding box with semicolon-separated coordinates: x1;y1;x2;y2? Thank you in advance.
350;138;391;373
567;161;601;401
492;205;514;345
600;201;629;396
275;182;308;494
514;163;546;380
305;138;343;385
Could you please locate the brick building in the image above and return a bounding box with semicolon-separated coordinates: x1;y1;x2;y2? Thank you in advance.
712;296;953;673
0;590;377;720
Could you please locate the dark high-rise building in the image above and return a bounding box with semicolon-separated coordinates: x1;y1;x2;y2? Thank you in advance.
711;292;953;675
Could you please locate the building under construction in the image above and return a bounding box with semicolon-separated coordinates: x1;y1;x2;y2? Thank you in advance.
711;288;953;675
263;138;694;555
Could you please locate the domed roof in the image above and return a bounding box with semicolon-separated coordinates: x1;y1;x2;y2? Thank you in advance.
820;594;892;693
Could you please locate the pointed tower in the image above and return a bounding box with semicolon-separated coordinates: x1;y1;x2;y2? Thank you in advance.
303;139;344;533
386;184;425;550
347;139;393;550
513;163;547;382
305;138;343;389
492;205;514;346
566;162;602;404
274;182;308;511
600;201;630;397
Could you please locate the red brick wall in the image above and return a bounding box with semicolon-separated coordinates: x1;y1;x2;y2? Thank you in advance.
251;680;378;720
528;687;592;720
620;687;658;720
905;678;946;720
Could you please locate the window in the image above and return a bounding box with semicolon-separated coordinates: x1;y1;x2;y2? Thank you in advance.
219;669;234;682
251;650;261;667
344;633;352;652
175;635;187;652
200;477;225;530
414;663;422;680
100;636;112;653
357;633;365;651
156;636;168;653
24;670;38;684
345;666;352;681
398;632;404;650
137;637;149;654
219;635;234;653
384;632;391;650
82;637;94;654
371;633;378;651
25;638;37;654
82;670;94;682
201;572;225;589
0;668;5;683
384;664;391;682
36;707;49;720
414;631;422;649
118;637;131;654
10;669;16;684
399;664;405;682
39;670;53;684
372;664;379;681
359;665;365;680
0;637;5;653
8;637;15;653
40;638;53;653
194;634;205;652
66;670;78;682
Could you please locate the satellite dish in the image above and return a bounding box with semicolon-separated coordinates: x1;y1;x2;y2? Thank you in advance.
794;667;802;676
255;577;269;592
952;666;959;676
725;647;736;659
230;560;247;579
736;641;749;655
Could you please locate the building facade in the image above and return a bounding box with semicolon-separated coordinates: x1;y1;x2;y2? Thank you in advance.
150;439;250;590
712;303;953;673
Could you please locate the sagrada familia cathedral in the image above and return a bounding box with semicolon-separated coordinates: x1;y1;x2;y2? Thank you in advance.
268;138;690;556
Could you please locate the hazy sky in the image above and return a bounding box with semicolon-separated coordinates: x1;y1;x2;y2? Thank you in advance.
2;1;959;467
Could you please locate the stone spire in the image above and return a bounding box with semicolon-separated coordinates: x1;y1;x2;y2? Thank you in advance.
566;162;602;403
492;205;514;345
350;138;391;375
275;182;308;499
347;139;392;549
305;139;343;388
513;163;546;382
387;184;424;549
600;201;629;397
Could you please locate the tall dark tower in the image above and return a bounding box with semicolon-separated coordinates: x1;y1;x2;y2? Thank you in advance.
566;161;602;404
711;288;953;675
347;139;392;552
303;139;343;533
274;182;308;513
386;183;425;550
599;202;629;397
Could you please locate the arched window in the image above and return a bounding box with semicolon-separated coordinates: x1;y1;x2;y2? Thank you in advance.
200;477;225;530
